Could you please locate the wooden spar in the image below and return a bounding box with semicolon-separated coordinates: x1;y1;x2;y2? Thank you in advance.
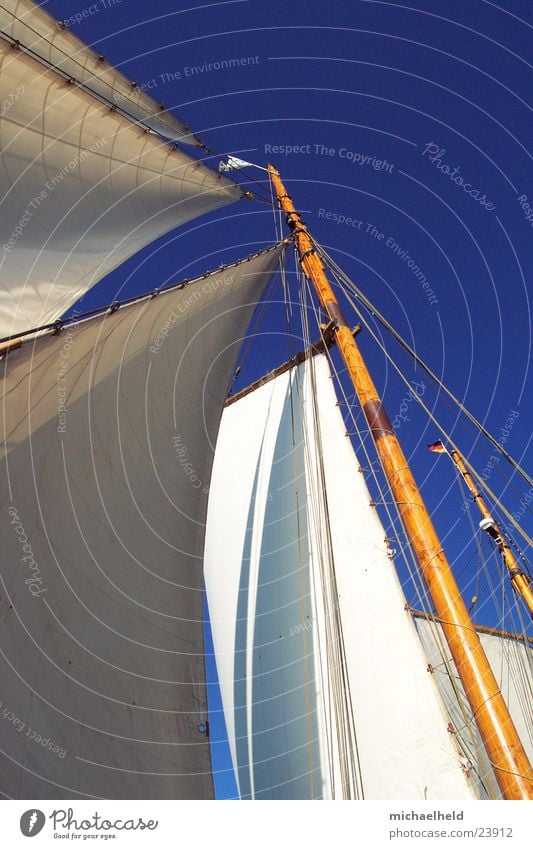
0;338;22;355
267;163;533;800
410;609;533;646
448;447;533;618
225;324;361;406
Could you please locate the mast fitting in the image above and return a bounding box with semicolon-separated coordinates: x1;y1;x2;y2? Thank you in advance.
319;320;337;346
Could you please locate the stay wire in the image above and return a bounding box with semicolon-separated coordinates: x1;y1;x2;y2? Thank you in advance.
301;273;489;793
297;268;364;797
321;259;533;557
314;241;533;492
292;244;531;794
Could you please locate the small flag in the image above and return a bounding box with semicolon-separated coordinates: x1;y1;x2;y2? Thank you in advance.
219;156;254;172
427;441;446;453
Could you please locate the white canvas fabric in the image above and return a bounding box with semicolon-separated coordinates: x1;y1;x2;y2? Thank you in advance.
415;617;532;799
205;354;478;799
0;0;198;142
0;38;242;337
0;244;284;799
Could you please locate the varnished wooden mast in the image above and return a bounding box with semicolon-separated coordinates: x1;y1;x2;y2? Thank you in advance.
268;163;533;800
448;447;533;617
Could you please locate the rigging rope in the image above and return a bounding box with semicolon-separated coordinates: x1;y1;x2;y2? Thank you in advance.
295;267;365;798
289;238;533;797
313;241;533;492
316;257;533;559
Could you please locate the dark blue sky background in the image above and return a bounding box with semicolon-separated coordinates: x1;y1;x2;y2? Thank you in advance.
41;0;532;798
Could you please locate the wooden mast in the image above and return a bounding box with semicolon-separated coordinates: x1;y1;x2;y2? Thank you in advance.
448;447;533;617
267;163;533;800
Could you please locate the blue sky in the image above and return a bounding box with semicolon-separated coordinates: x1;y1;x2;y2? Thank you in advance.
41;0;532;797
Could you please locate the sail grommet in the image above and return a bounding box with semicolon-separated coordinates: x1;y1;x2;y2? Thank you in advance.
52;320;64;335
108;302;120;315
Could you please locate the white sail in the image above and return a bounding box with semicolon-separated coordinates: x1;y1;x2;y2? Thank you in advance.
204;353;478;799
0;0;198;143
0;33;243;338
414;617;533;799
0;244;284;799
